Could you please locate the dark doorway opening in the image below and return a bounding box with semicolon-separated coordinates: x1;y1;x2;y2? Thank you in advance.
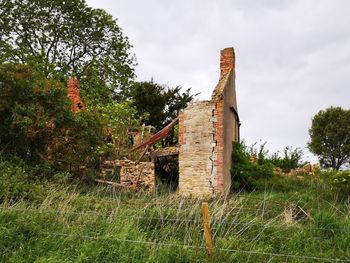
154;155;179;192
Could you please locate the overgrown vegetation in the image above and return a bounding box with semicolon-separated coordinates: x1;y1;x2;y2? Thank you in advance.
127;80;196;130
230;141;275;191
0;64;104;175
230;140;350;197
0;160;349;262
230;141;306;191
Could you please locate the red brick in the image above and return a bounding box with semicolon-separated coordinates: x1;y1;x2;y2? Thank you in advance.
67;78;85;113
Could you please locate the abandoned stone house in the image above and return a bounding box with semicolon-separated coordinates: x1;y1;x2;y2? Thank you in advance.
68;47;240;196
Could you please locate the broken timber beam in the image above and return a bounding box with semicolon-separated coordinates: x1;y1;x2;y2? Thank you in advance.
131;117;179;151
95;179;123;187
149;146;179;157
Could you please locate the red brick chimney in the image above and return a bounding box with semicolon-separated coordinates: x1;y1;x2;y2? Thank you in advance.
67;78;85;113
220;47;235;77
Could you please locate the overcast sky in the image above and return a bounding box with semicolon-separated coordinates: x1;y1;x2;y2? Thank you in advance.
86;0;349;162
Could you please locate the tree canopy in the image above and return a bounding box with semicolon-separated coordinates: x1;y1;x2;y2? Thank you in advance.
308;106;350;170
0;0;136;104
128;80;196;130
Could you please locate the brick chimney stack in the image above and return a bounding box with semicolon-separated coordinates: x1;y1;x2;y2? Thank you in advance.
67;77;85;113
220;47;235;77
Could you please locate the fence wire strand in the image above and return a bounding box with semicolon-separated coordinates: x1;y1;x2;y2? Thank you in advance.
2;205;350;261
37;231;350;262
1;206;350;234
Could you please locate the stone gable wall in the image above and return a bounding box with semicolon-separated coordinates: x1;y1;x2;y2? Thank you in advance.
178;47;238;196
178;101;216;195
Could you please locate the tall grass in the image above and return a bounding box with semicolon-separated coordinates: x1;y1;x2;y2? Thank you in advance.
1;176;350;262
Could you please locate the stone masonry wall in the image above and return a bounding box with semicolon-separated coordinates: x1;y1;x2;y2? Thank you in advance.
179;47;237;196
178;101;216;195
119;160;155;190
102;159;155;190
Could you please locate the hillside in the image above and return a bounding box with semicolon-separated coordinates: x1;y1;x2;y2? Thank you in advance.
1;174;350;262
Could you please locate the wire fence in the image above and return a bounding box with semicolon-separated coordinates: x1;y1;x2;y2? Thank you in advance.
29;231;349;262
1;206;350;234
1;197;350;262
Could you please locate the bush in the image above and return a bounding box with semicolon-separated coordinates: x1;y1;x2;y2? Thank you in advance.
0;64;105;177
0;154;45;203
247;142;306;173
0;63;71;163
316;169;350;197
47;110;104;174
94;102;141;159
269;146;306;173
231;141;275;191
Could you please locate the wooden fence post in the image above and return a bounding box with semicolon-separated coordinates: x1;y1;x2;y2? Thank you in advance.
202;202;213;260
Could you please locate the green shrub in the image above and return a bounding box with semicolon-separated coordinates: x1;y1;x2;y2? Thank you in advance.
0;155;45;203
0;64;105;178
231;141;275;191
52;172;73;185
0;63;71;164
269;146;306;173
247;142;306;173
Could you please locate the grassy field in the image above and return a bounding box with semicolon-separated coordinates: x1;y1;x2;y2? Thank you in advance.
1;175;350;262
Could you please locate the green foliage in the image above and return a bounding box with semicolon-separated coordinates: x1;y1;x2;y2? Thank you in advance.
0;154;45;203
247;142;306;173
247;141;270;165
313;211;340;237
269;146;306;173
0;64;104;175
308;106;350;170
0;63;72;163
0;0;136;104
48;110;104;173
231;141;275;191
94;102;141;158
127;80;195;130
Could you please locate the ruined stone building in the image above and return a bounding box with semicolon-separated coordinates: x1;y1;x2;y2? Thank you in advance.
178;47;239;196
70;47;240;196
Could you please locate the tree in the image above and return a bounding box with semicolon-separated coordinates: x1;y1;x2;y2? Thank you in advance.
128;80;196;131
95;102;141;158
0;0;136;104
308;107;350;170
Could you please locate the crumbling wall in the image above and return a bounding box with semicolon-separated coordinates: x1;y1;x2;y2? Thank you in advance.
102;160;155;190
178;47;238;196
119;160;155;190
178;101;216;195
